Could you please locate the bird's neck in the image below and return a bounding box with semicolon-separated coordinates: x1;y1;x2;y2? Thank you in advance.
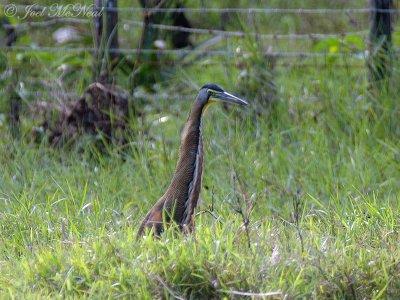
167;100;205;224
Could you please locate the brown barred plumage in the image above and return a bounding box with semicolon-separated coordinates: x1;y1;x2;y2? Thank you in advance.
137;84;248;237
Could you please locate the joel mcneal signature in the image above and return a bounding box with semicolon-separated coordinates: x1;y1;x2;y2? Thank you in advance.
4;4;103;19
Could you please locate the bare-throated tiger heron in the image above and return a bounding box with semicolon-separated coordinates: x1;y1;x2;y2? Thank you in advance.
137;84;248;237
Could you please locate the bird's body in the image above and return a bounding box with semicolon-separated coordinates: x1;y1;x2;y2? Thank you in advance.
137;84;247;237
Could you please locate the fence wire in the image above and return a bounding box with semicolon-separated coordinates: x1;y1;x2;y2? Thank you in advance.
122;20;368;40
0;89;195;102
1;3;397;103
1;46;370;59
2;4;400;14
2;18;91;28
3;18;368;41
1;4;391;64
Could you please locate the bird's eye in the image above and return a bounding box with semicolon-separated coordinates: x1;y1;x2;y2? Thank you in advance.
207;89;212;94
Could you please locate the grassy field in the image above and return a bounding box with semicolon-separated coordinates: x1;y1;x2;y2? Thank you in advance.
1;64;400;299
2;0;400;299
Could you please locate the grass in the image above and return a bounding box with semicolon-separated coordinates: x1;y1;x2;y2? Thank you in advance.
2;0;400;297
1;63;400;299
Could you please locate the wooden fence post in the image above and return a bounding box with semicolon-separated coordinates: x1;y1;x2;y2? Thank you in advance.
8;82;20;139
93;0;119;83
1;18;20;138
93;0;103;82
368;0;393;89
105;0;119;77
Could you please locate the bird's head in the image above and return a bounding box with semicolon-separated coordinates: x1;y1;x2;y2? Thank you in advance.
197;84;248;111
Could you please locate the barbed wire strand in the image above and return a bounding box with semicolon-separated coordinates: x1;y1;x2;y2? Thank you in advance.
1;5;399;14
0;45;370;59
122;20;368;40
2;18;368;40
0;90;194;101
2;18;91;28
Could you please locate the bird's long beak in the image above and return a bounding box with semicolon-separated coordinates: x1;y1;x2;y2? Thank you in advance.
212;91;248;106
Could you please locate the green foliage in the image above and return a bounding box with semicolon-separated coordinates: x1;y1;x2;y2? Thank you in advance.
233;20;277;112
313;35;365;65
2;63;400;298
1;0;400;298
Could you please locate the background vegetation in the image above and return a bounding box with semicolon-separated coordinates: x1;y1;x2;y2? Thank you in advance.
1;0;400;298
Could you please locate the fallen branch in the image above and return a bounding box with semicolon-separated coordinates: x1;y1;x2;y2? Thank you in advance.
154;274;187;300
220;289;282;298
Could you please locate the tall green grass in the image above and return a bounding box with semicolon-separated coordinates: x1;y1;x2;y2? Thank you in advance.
1;62;400;298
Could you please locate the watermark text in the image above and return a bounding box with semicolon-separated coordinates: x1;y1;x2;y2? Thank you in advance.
4;4;104;19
